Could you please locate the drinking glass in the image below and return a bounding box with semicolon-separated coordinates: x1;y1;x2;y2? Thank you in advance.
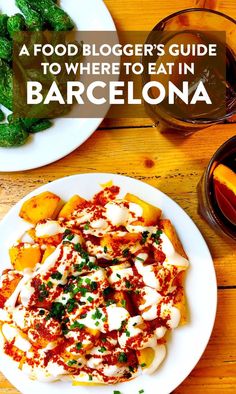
142;8;236;134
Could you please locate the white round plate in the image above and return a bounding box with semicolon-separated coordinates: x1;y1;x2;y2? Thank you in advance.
0;0;116;172
0;174;217;394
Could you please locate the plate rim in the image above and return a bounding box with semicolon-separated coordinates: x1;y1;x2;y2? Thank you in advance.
0;0;117;172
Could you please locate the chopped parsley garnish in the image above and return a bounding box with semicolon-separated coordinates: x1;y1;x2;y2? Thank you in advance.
85;278;91;285
61;322;69;336
116;273;121;279
51;271;63;280
47;281;53;288
92;308;103;320
140;230;149;245
118;352;128;363
121;299;126;308
70;321;85;330
88;261;99;270
135;290;140;294
63;282;75;293
66;298;77;313
125;280;131;289
48;302;65;321
73;286;88;297
74;262;85;272
112;258;119;265
98;346;106;353
122;248;129;257
95;321;100;327
151;229;162;244
89;375;93;381
87;296;94;303
80;313;87;319
135;256;144;262
125;330;131;337
104;246;108;253
73;244;98;271
103;287;112;296
128;365;134;372
90;281;98;291
76;342;83;350
66;234;75;241
113;391;121;394
63;229;71;238
106;299;115;306
101;337;107;342
140;363;146;368
84;222;90;230
38;283;49;302
139;390;145;394
119;320;126;331
67;359;77;366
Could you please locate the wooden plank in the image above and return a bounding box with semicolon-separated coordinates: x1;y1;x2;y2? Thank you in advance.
104;0;236;30
0;288;235;393
0;124;235;286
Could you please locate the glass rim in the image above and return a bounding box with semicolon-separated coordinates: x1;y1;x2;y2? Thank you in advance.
153;7;236;30
142;7;236;125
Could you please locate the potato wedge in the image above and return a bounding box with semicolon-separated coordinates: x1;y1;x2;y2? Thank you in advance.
160;219;188;259
9;243;42;270
125;193;162;225
137;347;155;368
100;232;141;253
59;195;86;219
0;274;22;308
112;290;135;315
19;191;61;224
41;245;56;263
174;287;188;325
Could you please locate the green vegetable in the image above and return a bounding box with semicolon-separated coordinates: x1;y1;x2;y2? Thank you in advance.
67;359;77;366
0;59;13;110
20;117;42;130
7;113;14;123
15;0;43;31
7;14;26;38
76;342;83;350
0;121;28;147
0;109;4;122
51;271;62;280
30;0;75;31
30;119;53;133
48;302;65;320
0;37;12;60
70;321;85;330
0;15;9;37
118;352;128;363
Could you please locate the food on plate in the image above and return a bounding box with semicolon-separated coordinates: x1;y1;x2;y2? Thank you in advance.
0;0;75;147
0;185;189;384
213;163;236;225
0;121;29;147
29;0;74;31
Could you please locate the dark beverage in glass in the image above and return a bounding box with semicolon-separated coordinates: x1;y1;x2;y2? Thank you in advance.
142;9;236;134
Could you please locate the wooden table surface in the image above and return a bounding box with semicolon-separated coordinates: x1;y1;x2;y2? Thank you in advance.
0;0;236;393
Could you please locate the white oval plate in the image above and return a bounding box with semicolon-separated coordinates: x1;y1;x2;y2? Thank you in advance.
0;0;116;172
0;173;217;394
